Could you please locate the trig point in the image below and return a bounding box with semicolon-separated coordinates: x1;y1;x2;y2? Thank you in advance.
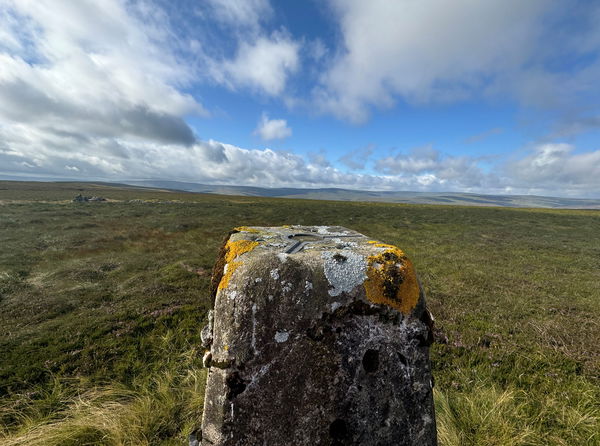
200;226;436;446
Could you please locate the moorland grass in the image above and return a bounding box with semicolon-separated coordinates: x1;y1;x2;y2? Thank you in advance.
0;181;599;444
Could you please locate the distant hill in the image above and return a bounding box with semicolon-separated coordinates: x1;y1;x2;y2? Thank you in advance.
123;180;600;209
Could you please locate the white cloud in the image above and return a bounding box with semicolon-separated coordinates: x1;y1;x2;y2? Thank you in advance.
205;0;272;33
192;0;300;98
507;143;600;195
213;33;299;96
3;118;600;197
375;145;440;174
316;0;549;122
0;0;204;147
254;113;292;141
374;145;489;190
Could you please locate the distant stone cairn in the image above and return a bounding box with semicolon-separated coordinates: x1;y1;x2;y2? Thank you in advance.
200;226;436;445
72;194;106;202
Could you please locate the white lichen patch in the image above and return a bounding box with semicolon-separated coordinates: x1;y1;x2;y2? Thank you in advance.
330;301;342;312
316;226;331;234
282;281;293;294
274;331;289;343
304;280;313;295
277;253;289;263
332;238;359;249
254;277;262;283
270;268;279;280
322;250;367;296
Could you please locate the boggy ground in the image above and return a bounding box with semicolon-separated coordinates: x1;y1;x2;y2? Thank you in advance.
0;181;599;445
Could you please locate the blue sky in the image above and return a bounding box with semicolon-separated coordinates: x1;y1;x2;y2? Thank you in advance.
1;0;600;197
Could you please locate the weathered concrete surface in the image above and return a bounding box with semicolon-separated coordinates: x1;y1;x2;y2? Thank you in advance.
201;226;436;446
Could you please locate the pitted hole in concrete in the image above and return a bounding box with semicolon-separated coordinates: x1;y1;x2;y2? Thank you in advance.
417;333;432;347
332;253;347;263
362;349;379;373
329;419;348;442
397;352;408;367
225;371;246;400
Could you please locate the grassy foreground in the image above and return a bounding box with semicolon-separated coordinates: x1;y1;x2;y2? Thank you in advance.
0;181;599;445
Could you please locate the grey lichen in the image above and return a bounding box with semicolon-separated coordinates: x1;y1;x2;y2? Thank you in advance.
321;250;367;296
274;331;289;343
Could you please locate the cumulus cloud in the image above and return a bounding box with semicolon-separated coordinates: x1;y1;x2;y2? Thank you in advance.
195;0;300;97
3;116;600;197
218;33;299;96
375;146;440;174
374;145;490;190
0;0;300;189
0;0;203;148
0;125;377;189
315;0;548;122
314;0;600;124
507;143;600;195
254;113;292;141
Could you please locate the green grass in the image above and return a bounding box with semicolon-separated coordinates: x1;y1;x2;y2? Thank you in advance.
1;181;599;444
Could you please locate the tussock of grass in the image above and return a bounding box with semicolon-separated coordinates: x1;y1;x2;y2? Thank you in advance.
435;384;535;446
435;378;600;446
1;361;206;445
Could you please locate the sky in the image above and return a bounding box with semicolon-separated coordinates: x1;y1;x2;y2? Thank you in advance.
1;0;600;198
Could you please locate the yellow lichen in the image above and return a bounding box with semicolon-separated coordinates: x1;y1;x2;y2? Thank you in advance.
218;239;259;290
234;226;261;233
364;242;420;314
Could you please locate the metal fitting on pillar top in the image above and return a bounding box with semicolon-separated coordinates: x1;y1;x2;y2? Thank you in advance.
200;226;436;446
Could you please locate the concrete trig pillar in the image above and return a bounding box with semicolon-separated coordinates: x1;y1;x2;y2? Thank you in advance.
200;226;436;445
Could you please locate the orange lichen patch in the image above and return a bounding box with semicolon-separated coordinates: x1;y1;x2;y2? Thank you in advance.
234;226;261;233
364;243;420;314
218;239;259;290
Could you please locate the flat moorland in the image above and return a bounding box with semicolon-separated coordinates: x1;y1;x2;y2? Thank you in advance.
0;181;599;445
